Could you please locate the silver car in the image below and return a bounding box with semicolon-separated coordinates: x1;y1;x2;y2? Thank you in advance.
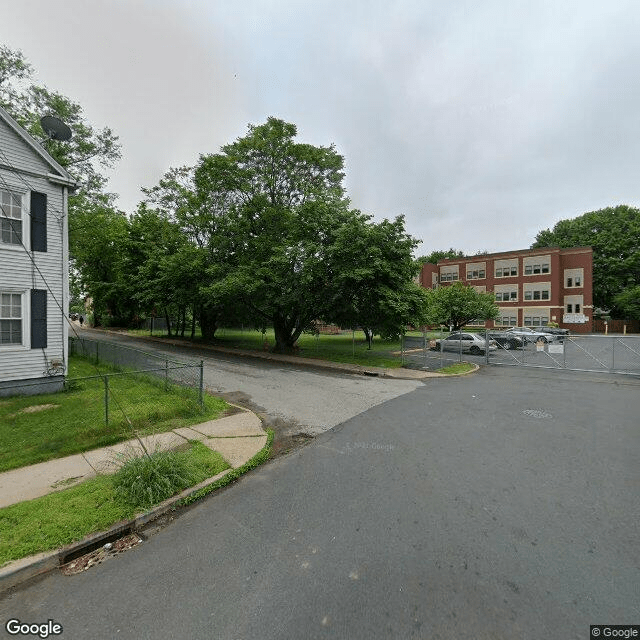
433;332;498;355
505;327;556;343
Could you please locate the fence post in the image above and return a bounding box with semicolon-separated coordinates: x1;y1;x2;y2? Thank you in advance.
612;338;615;371
423;328;427;368
198;360;204;408
104;375;109;427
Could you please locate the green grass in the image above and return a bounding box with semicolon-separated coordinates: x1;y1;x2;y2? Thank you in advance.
0;355;228;473
112;441;229;510
0;441;230;566
435;362;476;375
130;326;432;369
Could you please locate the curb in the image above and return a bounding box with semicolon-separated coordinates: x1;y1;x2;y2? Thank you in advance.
0;422;273;595
85;328;457;380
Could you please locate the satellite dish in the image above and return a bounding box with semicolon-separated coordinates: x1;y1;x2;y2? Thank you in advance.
40;114;72;141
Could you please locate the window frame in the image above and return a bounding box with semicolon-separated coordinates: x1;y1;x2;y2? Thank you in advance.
0;290;26;348
0;188;27;250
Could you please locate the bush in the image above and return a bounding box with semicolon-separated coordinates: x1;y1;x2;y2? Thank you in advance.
112;446;197;510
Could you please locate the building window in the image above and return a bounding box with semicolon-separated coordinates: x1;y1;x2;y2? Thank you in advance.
567;277;572;287
525;265;532;275
525;288;549;301
567;304;572;313
496;267;517;277
541;263;549;273
0;190;23;246
575;303;580;313
575;276;581;287
0;292;22;344
466;269;486;280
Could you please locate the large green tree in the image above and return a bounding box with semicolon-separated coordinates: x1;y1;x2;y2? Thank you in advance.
193;117;352;352
424;282;499;331
613;285;640;322
532;205;640;316
326;213;427;346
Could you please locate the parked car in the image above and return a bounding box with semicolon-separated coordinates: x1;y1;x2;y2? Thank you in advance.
505;327;556;343
533;326;569;337
432;332;498;355
487;331;525;350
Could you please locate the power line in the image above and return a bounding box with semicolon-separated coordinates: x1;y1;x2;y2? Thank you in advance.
0;172;139;436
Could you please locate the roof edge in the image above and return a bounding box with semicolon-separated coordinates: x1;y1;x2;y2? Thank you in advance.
0;105;75;185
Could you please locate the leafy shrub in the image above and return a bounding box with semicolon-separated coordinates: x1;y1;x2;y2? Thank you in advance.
112;446;196;510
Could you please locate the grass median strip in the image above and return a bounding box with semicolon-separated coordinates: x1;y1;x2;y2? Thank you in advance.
0;355;227;473
435;362;476;375
0;441;229;566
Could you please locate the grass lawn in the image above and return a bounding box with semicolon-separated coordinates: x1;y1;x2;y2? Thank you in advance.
0;441;229;566
0;355;227;473
435;362;476;375
129;326;433;369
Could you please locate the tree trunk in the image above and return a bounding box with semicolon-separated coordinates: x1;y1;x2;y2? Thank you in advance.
199;306;218;341
190;304;196;340
273;318;296;353
363;327;374;349
180;307;186;338
165;307;172;337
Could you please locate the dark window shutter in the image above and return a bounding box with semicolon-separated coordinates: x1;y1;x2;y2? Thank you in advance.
31;289;47;349
30;191;47;252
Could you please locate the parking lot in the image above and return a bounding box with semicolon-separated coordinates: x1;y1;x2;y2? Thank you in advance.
403;334;640;375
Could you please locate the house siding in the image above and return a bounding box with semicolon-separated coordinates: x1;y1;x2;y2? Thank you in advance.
0;111;69;393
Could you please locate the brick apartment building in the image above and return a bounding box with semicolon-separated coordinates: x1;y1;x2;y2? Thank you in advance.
418;246;594;333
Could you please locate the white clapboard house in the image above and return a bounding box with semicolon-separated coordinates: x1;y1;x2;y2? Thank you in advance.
0;105;76;396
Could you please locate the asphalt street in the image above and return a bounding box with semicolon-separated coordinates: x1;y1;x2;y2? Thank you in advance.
75;329;424;436
2;364;638;639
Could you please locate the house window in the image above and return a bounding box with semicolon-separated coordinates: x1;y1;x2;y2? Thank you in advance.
0;292;22;344
0;190;23;246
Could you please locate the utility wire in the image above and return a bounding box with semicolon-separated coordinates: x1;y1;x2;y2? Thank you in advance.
0;175;147;451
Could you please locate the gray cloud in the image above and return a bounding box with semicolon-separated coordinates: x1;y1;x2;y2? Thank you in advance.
1;0;638;255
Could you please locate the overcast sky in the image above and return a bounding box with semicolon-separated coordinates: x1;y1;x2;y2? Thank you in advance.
1;0;639;255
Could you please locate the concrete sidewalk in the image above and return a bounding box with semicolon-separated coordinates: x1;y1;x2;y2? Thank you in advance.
0;410;267;509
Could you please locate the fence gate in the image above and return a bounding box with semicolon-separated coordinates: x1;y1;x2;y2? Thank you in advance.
401;333;640;376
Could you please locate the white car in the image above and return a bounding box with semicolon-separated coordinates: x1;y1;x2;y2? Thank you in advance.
505;327;556;343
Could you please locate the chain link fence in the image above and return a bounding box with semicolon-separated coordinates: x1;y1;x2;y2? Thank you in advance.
67;336;205;431
401;331;640;375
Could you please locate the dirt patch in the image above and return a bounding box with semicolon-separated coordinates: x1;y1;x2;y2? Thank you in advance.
21;404;59;414
60;533;142;576
270;432;314;459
